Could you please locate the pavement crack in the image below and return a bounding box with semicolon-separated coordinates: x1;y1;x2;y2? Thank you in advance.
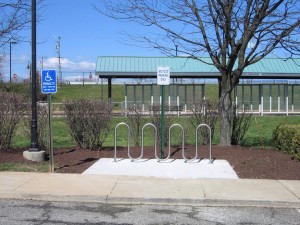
11;173;40;193
201;182;206;198
277;180;300;200
106;178;119;203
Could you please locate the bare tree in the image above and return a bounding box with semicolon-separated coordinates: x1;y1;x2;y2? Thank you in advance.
0;0;43;48
0;54;4;81
95;0;300;146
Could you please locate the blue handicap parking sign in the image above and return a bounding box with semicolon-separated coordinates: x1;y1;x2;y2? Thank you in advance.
41;70;57;94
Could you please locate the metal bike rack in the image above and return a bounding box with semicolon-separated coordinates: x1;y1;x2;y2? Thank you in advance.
114;122;130;162
114;122;158;162
114;122;213;163
141;123;158;160
196;124;212;164
162;123;185;161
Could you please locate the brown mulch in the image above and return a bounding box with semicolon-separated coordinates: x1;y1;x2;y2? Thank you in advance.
1;145;300;180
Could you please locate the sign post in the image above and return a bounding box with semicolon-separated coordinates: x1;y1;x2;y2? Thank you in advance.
157;66;170;159
41;70;57;172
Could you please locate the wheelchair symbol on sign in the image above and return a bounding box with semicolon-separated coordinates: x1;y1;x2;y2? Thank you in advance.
45;72;53;82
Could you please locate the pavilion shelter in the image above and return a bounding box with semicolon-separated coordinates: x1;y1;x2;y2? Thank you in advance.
96;56;300;115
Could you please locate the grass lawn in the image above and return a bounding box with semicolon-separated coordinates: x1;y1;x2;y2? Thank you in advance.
11;115;300;149
0;162;49;172
4;83;300;149
242;115;300;148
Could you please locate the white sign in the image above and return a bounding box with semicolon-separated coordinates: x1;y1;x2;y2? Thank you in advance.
157;66;170;85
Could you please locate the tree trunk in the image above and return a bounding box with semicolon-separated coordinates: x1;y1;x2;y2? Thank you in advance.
219;75;233;147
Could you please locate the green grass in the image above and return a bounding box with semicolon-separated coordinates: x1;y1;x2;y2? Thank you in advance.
242;115;300;148
4;83;300;173
52;84;125;103
11;115;300;149
4;83;300;149
52;118;75;148
0;162;49;172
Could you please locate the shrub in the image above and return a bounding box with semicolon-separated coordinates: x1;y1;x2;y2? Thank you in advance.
231;104;252;145
149;104;175;146
272;124;300;160
0;91;27;150
22;102;49;152
294;152;300;162
64;99;112;150
127;105;144;146
189;99;219;145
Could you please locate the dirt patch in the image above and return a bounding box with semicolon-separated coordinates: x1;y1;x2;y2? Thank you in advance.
1;145;300;180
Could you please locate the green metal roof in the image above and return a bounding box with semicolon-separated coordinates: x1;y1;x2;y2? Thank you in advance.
96;56;300;79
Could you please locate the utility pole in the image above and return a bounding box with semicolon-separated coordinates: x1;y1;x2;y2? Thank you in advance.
9;41;17;83
40;57;44;71
56;36;62;85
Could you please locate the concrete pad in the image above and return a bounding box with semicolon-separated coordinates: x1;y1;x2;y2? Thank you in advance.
23;150;45;162
83;158;238;179
278;180;300;199
109;176;205;203
0;172;39;194
13;173;118;202
201;179;299;202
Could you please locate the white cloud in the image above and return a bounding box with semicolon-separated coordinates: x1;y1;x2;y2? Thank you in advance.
42;57;96;71
18;54;29;62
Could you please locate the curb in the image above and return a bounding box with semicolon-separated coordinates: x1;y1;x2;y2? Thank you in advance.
1;194;300;208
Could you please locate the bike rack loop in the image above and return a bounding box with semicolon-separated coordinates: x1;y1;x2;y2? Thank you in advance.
115;122;158;162
196;124;212;164
162;123;184;162
141;123;158;160
114;122;131;162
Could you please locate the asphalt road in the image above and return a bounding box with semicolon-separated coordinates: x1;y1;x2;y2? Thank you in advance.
0;199;300;225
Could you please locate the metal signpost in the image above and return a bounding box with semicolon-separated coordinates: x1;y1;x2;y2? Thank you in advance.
157;66;170;159
41;70;57;172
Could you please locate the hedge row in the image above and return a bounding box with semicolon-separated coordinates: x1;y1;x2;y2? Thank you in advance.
272;124;300;161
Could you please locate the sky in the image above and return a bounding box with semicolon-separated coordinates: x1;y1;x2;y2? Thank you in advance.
1;0;161;81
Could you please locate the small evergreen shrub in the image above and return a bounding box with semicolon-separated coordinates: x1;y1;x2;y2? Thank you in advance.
272;124;300;161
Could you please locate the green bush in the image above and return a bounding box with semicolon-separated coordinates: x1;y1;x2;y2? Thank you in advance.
272;124;300;161
294;152;300;161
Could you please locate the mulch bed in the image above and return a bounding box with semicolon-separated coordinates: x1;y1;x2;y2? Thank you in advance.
1;145;300;180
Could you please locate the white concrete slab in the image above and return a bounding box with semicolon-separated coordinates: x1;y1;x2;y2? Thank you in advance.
109;177;205;201
0;172;39;194
201;179;299;202
82;158;239;179
278;180;300;199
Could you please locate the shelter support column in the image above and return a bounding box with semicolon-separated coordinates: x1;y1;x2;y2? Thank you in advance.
285;84;289;116
125;84;128;116
108;78;112;105
292;85;294;113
